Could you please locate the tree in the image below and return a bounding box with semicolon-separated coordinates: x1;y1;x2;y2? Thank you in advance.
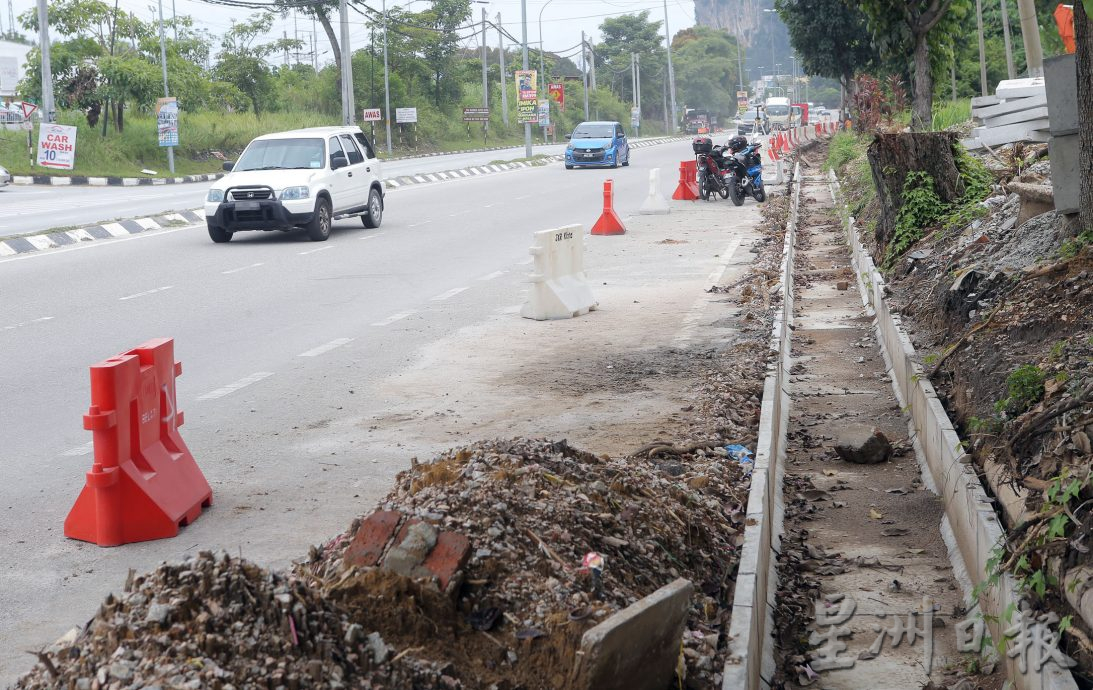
213;14;301;116
672;26;742;115
857;0;971;131
1078;0;1092;230
595;12;668;118
775;0;880;110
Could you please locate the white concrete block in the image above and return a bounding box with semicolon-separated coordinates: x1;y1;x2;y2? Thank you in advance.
521;224;598;320
983;106;1050;128
994;76;1045;99
971;92;1047;119
638;168;670;215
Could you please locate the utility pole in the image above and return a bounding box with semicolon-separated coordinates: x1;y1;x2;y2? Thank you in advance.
1000;0;1016;79
976;0;988;96
661;0;677;131
155;0;173;172
481;7;488;138
1015;0;1043;77
520;0;531;159
312;17;318;70
497;13;509;125
589;41;597;119
284;31;289;66
581;31;590;120
36;0;54;123
339;0;354;125
382;0;392;154
662;68;668;135
171;0;176;41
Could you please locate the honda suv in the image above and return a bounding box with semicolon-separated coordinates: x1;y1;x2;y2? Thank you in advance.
204;126;384;243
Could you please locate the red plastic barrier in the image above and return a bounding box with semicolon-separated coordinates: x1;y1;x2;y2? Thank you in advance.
65;338;212;547
591;179;626;235
671;160;700;201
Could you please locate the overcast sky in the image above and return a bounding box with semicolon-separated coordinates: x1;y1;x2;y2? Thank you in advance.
6;0;698;67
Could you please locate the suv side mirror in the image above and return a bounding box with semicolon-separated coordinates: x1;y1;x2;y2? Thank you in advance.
330;152;348;170
564;134;571;140
222;161;234;172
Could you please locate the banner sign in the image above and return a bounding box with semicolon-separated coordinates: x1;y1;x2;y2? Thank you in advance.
517;100;538;124
36;123;77;169
395;107;418;124
462;107;490;122
630;106;640;128
737;90;749;113
515;70;537;101
156;97;179;147
362;108;383;122
537;100;550;127
548;82;565;111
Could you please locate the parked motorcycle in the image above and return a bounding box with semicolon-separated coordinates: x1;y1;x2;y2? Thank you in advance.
692;137;730;201
723;135;767;205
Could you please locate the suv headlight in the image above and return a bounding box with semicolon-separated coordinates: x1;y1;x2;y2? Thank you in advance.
206;189;224;202
280;186;310;201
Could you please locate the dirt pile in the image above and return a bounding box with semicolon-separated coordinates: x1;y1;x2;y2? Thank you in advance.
14;551;461;689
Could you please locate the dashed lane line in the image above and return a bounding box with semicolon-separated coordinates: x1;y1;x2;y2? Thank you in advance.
222;262;264;275
297;338;354;358
3;316;54;331
197;372;274;401
299;245;333;256
430;287;468;301
477;270;506;281
371;310;416;327
119;286;173;301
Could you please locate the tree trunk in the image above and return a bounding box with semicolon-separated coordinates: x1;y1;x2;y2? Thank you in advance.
911;30;933;131
867;132;964;245
318;10;341;77
1077;1;1093;230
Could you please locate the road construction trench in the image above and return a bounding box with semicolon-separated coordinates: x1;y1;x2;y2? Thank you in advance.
780;173;965;688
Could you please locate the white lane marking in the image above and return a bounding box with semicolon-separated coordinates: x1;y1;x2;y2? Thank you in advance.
707;235;744;284
430;287;468;301
299;245;333;255
448;210;473;217
62;441;95;457
408;220;432;228
298;337;354;357
3;316;54;331
514;194;531;200
359;232;386;241
517;257;534;266
222;262;264;275
119;285;173;301
197;372;274;401
371;310;416;327
478;270;506;281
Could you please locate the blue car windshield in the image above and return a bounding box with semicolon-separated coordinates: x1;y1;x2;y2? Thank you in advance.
235;138;325;171
572;125;615;138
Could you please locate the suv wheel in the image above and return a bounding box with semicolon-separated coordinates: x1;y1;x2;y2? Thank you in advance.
306;197;332;241
361;188;383;229
208;222;232;243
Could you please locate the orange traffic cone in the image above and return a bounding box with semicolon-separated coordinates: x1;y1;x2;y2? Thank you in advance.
591;179;626;235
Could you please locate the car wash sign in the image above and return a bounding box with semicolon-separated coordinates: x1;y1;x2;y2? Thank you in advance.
36;123;78;169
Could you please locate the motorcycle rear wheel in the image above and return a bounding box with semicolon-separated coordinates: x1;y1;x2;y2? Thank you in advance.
728;178;745;206
752;184;766;203
698;173;711;201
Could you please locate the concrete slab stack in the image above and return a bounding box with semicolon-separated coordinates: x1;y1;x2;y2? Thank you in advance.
962;77;1050;149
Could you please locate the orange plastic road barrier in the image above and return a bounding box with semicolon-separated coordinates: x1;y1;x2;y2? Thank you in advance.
671;160;700;201
1055;4;1075;54
64;338;212;547
591;179;626;235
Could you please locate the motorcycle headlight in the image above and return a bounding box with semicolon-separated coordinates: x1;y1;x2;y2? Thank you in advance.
280;186;310;201
206;189;224;203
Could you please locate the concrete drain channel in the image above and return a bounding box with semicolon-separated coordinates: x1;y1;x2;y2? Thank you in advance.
722;164;1079;689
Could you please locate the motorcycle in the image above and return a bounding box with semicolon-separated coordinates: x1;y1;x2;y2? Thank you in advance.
724;139;767;206
692;137;730;201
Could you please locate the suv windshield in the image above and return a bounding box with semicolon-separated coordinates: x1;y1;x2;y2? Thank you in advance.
766;105;790;116
235;138;325;171
571;124;615;139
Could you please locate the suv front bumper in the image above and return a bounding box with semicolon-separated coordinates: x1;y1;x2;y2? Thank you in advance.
205;197;314;232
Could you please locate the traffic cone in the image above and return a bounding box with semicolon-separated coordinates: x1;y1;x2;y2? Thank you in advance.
591;179;626;235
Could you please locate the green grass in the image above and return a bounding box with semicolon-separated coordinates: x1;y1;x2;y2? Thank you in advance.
932;99;972;131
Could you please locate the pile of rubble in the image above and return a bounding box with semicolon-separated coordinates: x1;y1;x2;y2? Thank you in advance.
15;551;462;689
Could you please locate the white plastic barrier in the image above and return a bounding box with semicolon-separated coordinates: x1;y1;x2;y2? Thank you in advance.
639;168;670;215
521;224;598;321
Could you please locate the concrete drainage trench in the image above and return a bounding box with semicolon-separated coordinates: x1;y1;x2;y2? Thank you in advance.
773;172;981;689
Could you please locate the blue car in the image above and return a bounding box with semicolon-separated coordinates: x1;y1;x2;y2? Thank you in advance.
564;121;630;169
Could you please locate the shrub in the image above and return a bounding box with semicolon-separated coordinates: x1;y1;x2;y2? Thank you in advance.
885;171;944;266
994;364;1046;417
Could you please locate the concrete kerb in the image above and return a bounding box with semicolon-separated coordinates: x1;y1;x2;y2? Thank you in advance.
721;162;800;690
828;170;1079;690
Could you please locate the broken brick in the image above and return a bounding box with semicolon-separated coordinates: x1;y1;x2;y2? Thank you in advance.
344;510;402;568
421;531;471;591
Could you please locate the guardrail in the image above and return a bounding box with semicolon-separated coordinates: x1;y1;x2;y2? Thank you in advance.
829;170;1078;690
721;162;800;689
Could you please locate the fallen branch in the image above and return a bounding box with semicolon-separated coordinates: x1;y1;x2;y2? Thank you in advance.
1008;381;1093;452
928;300;1007;378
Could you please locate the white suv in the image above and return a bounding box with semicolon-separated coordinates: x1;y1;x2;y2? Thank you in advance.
204;126;384;243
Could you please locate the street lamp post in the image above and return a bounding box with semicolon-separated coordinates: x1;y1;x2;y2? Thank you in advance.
520;0;531;158
382;0;393;154
661;0;677;132
155;0;174;173
538;0;556;99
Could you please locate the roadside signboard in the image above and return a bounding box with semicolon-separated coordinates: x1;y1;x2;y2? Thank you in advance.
156;97;179;147
20;101;38;120
737;90;749;113
630;106;640;128
361;108;383;122
537;100;550;127
515;70;537;101
36;123;77;169
517;100;538;124
548;82;565;111
462;107;490;122
395;107;418;124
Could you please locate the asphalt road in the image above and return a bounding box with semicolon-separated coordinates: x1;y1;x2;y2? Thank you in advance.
0;138;719;683
0;141;577;238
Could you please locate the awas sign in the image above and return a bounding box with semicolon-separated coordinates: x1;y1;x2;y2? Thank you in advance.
37;124;78;170
361;108;383;122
